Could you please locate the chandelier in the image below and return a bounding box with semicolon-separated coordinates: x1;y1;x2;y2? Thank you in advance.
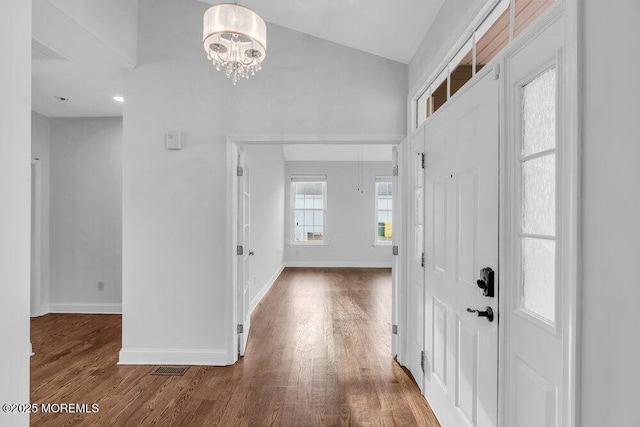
203;3;267;85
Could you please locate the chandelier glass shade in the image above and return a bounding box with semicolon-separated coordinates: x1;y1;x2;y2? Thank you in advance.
203;3;267;85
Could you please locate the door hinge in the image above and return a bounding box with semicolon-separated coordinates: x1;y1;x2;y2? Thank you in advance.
421;152;426;169
392;324;398;335
392;165;399;176
237;166;244;177
421;350;425;372
493;63;501;80
421;252;425;268
237;245;244;256
237;324;243;334
392;245;399;256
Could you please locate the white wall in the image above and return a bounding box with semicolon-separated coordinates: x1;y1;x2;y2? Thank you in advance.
284;161;394;267
121;0;407;365
245;145;285;311
0;0;31;424
49;118;123;313
31;112;52;316
581;1;640;425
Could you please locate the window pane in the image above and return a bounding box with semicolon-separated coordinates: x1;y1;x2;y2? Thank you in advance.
314;211;324;227
304;211;314;226
304;196;314;209
522;237;555;322
432;78;448;113
294;196;304;209
311;227;323;240
515;0;556;37
522;67;556;156
314;195;324;209
475;4;510;71
450;50;473;97
523;154;555;236
294;210;304;226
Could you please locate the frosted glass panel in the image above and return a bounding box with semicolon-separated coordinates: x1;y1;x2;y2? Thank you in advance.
415;188;424;225
522;67;556;156
522;154;555;235
522;237;555;322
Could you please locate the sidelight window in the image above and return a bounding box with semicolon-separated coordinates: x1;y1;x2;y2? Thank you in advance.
519;66;557;323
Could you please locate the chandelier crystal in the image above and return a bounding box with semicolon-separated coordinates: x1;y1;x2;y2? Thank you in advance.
203;3;267;85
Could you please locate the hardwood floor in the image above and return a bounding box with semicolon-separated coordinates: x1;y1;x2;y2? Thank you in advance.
30;268;439;426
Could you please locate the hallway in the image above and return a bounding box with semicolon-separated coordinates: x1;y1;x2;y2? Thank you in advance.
30;268;439;426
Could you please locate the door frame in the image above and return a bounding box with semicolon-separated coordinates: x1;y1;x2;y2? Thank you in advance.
225;134;406;365
30;158;42;318
403;2;581;425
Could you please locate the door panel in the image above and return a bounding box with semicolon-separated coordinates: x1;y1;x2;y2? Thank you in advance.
423;70;499;427
407;127;425;389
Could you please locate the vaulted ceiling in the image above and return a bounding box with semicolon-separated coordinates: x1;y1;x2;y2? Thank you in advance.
32;0;445;118
199;0;446;64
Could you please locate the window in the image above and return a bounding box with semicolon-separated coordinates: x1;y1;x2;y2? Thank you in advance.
291;175;326;244
375;178;393;244
414;0;558;128
519;67;557;323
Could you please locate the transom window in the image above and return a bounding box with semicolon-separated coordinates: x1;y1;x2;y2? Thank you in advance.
416;0;556;127
291;175;326;245
375;178;393;245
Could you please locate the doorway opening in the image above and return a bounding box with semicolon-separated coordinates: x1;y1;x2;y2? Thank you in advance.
226;138;405;364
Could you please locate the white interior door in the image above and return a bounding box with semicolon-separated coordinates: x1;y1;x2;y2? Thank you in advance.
407;128;426;389
391;145;400;356
237;149;252;356
504;18;565;427
422;70;499;427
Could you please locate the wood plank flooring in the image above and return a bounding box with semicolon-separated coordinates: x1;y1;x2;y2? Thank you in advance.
30;268;440;426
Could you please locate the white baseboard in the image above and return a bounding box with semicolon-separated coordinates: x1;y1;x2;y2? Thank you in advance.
283;261;392;268
118;348;229;366
249;264;284;314
48;303;122;314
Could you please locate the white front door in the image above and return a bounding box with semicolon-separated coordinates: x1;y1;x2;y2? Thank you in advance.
407;128;426;389
237;149;252;356
422;70;499;426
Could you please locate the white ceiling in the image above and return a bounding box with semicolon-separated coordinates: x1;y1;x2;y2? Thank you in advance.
200;0;446;64
33;0;446;118
31;0;135;118
282;144;394;162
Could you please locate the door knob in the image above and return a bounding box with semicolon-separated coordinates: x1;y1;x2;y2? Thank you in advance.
467;306;494;322
476;267;495;298
248;251;255;256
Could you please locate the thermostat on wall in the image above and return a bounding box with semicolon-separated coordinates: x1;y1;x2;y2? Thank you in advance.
166;131;182;150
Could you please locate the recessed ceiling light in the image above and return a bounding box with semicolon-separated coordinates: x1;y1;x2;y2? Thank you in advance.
55;96;70;102
113;96;124;103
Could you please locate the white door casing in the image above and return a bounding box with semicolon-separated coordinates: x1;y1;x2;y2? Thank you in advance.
237;149;251;356
407;128;426;390
422;70;500;426
502;15;567;427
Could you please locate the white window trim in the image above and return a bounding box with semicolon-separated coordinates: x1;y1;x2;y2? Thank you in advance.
374;177;393;246
290;175;328;246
